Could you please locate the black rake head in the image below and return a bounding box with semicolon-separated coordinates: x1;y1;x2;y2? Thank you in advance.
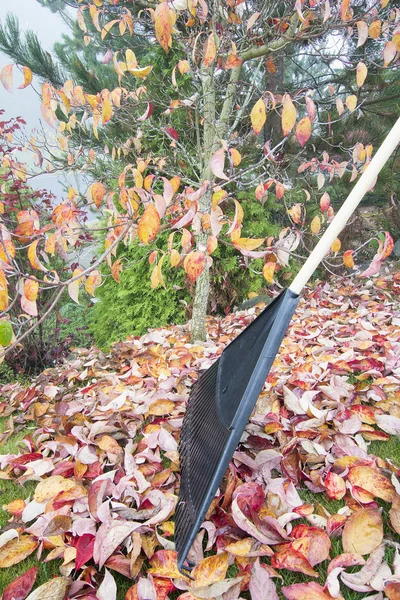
175;289;300;574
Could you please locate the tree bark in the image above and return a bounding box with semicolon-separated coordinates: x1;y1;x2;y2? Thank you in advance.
190;66;241;341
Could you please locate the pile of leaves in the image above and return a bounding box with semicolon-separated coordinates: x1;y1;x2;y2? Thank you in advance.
0;272;400;600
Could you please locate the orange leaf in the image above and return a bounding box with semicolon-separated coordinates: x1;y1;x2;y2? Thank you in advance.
342;507;383;555
148;550;181;578
348;466;395;502
0;535;38;568
251;98;266;135
193;552;229;587
155;2;174;52
343;250;355;268
24;279;39;302
0;64;13;93
340;0;352;21
229;148;241;166
184;251;206;283
207;236;218;255
271;547;318;577
91;182;106;208
325;471;346;500
356;62;367;88
369;20;381;39
281;94;297;136
296;117;311;147
203;35;217;67
138;205;161;245
111;258;123;283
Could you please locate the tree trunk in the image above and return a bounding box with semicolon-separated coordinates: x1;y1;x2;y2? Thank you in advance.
190;66;241;341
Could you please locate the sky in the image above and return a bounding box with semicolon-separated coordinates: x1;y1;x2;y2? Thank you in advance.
0;1;75;198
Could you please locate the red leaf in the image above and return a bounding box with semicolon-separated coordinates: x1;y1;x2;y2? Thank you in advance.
3;566;38;600
165;127;178;140
73;534;95;571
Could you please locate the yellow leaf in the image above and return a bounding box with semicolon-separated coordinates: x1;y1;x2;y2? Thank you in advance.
28;240;47;272
262;261;275;283
178;59;190;74
170;248;181;267
251;98;266;135
212;189;228;209
343;250;355;268
330;238;341;253
128;65;153;79
138;204;161;245
356;62;367;88
111;258;123;283
68;268;84;304
288;203;302;224
348;466;395;502
310;216;321;234
0;270;8;311
342;507;383;555
369;20;381;39
281;93;297;136
85;270;102;296
155;2;174;52
0;535;38;568
102;98;113;124
225;538;253;556
346;95;357;112
34;475;82;503
229;148;241;166
193;552;229;587
234;238;265;251
18;66;33;89
148;400;175;416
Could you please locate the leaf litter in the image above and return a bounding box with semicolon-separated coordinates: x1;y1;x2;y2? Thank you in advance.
0;273;400;600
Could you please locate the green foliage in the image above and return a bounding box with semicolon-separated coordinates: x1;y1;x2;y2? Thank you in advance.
88;237;189;349
44;302;93;350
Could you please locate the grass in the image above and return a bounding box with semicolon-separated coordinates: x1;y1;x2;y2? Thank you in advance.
1;417;400;599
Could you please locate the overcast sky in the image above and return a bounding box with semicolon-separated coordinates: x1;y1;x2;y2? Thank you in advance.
0;1;75;197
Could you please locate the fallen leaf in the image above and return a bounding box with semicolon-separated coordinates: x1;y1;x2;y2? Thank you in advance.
342;507;383;555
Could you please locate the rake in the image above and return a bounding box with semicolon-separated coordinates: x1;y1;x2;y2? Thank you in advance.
175;117;400;575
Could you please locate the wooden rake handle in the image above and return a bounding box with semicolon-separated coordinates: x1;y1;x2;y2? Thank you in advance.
290;116;400;295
